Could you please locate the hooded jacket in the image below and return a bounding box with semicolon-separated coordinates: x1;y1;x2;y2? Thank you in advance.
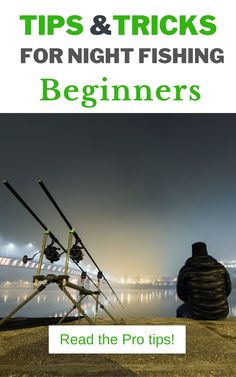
177;255;231;320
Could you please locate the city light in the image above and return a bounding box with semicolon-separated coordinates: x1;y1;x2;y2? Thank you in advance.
7;242;15;249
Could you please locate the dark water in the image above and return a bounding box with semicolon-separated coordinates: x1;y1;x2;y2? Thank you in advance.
0;286;236;319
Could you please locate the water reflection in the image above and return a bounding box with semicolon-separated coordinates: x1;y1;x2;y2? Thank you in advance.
0;286;235;319
121;289;177;305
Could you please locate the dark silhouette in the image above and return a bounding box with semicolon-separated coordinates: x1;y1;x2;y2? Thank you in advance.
176;242;231;320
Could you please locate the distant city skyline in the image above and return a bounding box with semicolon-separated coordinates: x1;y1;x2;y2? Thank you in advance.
1;252;236;286
0;114;236;278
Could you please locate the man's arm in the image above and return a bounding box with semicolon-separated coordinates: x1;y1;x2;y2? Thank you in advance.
225;269;232;297
176;266;188;302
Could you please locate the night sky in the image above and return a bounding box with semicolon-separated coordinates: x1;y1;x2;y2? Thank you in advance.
0;114;236;279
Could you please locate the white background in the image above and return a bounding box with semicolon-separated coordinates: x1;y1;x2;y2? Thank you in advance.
0;0;235;113
49;325;186;354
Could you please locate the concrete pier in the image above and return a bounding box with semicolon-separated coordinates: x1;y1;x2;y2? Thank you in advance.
0;317;236;376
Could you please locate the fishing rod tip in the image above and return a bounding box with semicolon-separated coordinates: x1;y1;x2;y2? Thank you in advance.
2;179;8;184
37;178;43;183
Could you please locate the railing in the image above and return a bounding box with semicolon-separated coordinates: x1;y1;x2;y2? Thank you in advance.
0;256;86;277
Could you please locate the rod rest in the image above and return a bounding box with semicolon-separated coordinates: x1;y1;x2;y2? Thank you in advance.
65;281;101;295
33;274;69;283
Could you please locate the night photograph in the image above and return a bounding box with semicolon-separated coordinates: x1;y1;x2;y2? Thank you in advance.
0;114;236;375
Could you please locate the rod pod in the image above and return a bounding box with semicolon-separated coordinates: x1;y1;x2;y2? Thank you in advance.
38;179;124;309
2;180;114;307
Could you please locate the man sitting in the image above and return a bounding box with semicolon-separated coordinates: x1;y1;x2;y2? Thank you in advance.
176;242;231;320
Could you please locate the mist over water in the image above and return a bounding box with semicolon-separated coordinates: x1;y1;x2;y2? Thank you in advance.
1;115;236;279
1;287;235;319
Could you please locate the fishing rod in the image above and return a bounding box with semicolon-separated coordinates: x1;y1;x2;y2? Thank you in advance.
38;179;124;309
2;180;114;308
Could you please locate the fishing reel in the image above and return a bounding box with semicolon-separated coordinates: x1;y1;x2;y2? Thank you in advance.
22;251;40;264
70;240;84;263
44;241;60;263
